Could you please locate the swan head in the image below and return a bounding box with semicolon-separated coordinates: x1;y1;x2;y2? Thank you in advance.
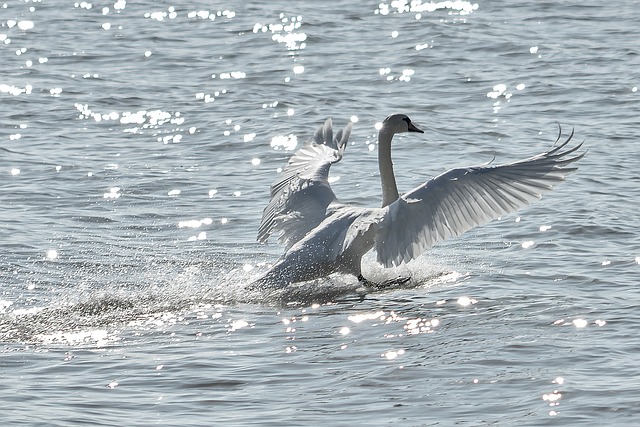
382;113;424;135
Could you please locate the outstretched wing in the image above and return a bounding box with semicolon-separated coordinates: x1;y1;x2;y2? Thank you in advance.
258;118;353;248
375;129;585;267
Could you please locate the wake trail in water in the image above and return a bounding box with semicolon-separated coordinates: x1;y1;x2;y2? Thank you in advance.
0;256;463;346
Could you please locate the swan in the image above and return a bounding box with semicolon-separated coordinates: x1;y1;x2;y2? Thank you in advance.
252;113;584;289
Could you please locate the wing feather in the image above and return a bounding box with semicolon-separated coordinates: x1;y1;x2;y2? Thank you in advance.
258;119;353;248
375;131;584;267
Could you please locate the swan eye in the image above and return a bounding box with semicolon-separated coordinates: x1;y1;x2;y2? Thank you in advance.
402;117;411;126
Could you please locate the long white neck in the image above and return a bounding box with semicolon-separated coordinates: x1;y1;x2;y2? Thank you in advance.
378;127;398;207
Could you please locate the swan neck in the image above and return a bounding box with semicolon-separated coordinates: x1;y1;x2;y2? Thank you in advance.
378;128;398;207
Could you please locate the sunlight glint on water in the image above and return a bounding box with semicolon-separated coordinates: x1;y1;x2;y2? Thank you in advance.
1;0;639;425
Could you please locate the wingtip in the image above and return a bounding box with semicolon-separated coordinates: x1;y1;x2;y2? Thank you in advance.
339;121;353;150
323;118;333;146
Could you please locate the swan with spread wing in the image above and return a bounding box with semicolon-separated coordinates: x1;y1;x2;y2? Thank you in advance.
252;114;584;289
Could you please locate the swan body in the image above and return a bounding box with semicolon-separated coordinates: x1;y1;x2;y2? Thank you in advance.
253;114;584;289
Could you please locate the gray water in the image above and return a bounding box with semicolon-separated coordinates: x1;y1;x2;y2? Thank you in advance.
1;0;639;425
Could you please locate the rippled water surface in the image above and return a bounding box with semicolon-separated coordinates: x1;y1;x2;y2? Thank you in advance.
1;1;639;425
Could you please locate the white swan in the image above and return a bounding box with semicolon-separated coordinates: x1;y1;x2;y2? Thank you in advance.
252;114;584;289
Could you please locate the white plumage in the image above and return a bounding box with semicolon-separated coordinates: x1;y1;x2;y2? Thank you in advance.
253;114;584;289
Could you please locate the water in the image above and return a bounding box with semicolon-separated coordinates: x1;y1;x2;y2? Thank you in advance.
1;0;639;425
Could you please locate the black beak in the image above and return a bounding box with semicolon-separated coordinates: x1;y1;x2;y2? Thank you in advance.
408;121;424;133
